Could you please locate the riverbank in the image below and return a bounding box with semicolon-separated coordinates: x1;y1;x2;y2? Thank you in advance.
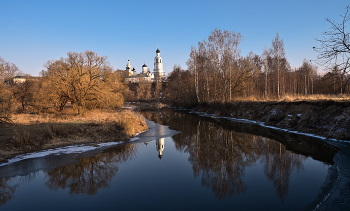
166;100;350;210
173;100;350;141
0;109;148;164
158;101;350;210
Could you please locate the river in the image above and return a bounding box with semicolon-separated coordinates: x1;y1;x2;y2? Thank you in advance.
0;107;340;210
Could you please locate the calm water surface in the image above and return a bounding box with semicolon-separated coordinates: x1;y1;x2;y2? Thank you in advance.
0;108;335;211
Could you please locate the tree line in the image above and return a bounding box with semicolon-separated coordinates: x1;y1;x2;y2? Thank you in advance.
123;80;163;102
1;6;349;117
164;29;350;105
0;50;127;122
0;49;164;123
164;6;350;105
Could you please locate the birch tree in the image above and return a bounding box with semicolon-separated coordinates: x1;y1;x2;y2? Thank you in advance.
208;29;242;101
271;32;286;99
262;48;271;98
187;28;243;103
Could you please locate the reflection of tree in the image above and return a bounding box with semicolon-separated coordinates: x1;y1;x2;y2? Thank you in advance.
142;109;257;199
140;108;306;201
45;144;137;195
0;172;38;206
185;121;262;200
0;178;19;205
260;138;304;202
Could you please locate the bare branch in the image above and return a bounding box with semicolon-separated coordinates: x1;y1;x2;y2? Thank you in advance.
314;5;350;75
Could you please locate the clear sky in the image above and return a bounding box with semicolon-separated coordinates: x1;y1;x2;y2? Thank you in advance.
0;0;349;76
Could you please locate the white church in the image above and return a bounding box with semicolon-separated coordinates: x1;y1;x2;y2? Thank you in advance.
125;48;165;83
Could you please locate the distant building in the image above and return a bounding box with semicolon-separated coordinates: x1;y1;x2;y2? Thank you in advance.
124;60;154;83
125;59;136;77
6;76;27;84
4;76;39;86
124;48;165;83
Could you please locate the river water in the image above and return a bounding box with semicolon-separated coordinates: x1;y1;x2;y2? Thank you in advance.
0;107;338;211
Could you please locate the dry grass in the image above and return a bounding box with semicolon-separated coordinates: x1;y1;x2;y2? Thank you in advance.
232;94;350;102
11;109;148;136
281;94;350;102
0;109;148;163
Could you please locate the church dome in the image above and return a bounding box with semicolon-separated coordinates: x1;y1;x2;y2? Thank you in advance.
126;59;132;69
142;63;147;67
156;48;160;53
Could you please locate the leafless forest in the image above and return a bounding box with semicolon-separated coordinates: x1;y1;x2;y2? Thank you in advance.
132;7;350;104
0;50;129;123
165;24;350;105
1;7;349;120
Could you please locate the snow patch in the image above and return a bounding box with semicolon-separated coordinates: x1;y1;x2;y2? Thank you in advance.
313;193;331;211
174;108;350;145
0;131;146;167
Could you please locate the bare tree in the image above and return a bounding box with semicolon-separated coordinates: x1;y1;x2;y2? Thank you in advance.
0;56;22;82
189;46;200;103
208;29;242;102
0;57;22;122
262;48;270;98
271;32;286;99
314;5;350;84
13;77;36;111
43;50;125;114
187;29;243;102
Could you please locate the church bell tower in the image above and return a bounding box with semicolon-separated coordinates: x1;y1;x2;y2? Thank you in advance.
153;48;165;81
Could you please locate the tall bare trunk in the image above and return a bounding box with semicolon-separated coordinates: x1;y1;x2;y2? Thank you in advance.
195;60;200;103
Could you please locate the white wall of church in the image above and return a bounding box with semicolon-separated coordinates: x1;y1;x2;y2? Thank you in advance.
124;48;165;83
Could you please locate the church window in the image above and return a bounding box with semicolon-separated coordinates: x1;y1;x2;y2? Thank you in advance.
160;59;162;63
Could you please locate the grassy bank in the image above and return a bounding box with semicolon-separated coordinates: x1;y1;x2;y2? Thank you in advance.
0;109;148;164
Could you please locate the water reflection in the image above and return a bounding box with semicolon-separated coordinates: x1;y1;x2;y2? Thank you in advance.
139;108;325;201
44;144;137;195
0;108;337;208
0;178;18;205
0;172;38;205
182;121;304;201
260;138;303;202
156;138;165;160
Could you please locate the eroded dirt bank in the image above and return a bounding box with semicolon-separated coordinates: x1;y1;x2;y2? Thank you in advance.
184;100;350;141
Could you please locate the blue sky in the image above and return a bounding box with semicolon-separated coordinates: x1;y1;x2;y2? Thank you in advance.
0;0;349;76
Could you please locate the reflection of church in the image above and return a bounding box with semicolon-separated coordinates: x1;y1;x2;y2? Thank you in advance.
156;138;164;160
